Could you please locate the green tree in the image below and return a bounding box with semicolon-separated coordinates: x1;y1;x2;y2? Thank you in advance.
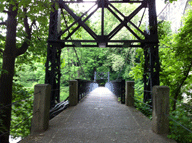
159;7;192;110
0;1;51;142
129;6;192;142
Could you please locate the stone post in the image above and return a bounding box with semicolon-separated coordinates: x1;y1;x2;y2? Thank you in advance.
125;81;134;107
31;84;51;134
152;86;170;134
69;80;78;106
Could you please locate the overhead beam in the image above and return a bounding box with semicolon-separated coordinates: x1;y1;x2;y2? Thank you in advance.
60;1;143;4
57;0;148;46
48;39;157;43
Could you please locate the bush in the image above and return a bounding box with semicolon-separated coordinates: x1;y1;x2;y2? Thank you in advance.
167;102;192;143
11;82;34;138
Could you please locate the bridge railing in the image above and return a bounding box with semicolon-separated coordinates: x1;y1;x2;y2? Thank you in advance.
76;79;98;101
4;80;98;141
105;79;125;104
24;80;98;136
49;80;99;119
69;79;99;105
130;83;153;119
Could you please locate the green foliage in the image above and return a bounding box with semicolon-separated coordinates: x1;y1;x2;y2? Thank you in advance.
129;48;144;81
1;0;191;141
168;101;192;143
0;1;139;141
134;99;152;119
15;61;45;87
132;80;152;119
130;6;192;142
165;0;177;3
60;87;69;101
11;82;34;138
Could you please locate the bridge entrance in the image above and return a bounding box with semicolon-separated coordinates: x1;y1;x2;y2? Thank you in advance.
45;0;160;108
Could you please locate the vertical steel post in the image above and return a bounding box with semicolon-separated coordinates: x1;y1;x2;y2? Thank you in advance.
121;79;125;104
45;3;62;108
144;0;160;103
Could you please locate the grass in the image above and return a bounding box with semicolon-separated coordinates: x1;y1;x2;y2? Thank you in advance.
60;86;69;101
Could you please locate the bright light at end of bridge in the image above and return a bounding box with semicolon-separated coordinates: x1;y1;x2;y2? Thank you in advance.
99;42;106;48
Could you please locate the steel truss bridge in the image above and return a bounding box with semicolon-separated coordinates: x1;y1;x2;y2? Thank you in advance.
45;0;160;108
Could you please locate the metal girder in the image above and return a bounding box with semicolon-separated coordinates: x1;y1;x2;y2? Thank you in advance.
48;39;157;48
58;3;98;38
64;6;99;40
107;3;145;40
59;2;98;40
54;0;148;47
143;0;160;104
45;0;160;108
45;4;62;108
62;1;143;4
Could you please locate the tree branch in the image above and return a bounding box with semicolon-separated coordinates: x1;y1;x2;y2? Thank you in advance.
0;22;6;26
177;62;192;93
15;8;32;57
30;20;36;30
3;10;9;13
23;8;30;36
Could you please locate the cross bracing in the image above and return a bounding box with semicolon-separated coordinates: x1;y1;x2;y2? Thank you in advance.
45;0;160;108
48;0;158;48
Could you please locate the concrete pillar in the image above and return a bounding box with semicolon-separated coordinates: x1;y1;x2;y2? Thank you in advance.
31;84;51;134
125;81;134;107
152;86;170;134
69;80;78;106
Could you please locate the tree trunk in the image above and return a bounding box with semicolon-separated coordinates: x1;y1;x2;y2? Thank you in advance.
0;56;15;143
0;4;17;143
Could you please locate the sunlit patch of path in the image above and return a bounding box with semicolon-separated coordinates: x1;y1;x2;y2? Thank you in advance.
20;87;176;143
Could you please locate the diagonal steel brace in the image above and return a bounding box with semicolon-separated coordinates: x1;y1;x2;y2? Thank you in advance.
108;3;144;40
59;2;98;40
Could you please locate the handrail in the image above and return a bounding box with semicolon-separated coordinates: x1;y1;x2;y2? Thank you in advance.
105;79;125;104
76;79;98;101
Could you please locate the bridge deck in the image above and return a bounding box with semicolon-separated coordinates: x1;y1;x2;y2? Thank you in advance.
21;87;176;143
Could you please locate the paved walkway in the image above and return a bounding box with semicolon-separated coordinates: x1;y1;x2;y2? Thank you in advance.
20;87;176;143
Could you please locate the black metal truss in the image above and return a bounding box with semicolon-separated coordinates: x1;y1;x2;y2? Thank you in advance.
143;0;160;104
45;6;62;108
47;0;149;48
46;0;160;108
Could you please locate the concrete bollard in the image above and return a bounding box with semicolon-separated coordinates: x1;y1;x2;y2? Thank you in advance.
69;80;78;106
125;81;134;107
31;84;51;134
152;86;170;134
